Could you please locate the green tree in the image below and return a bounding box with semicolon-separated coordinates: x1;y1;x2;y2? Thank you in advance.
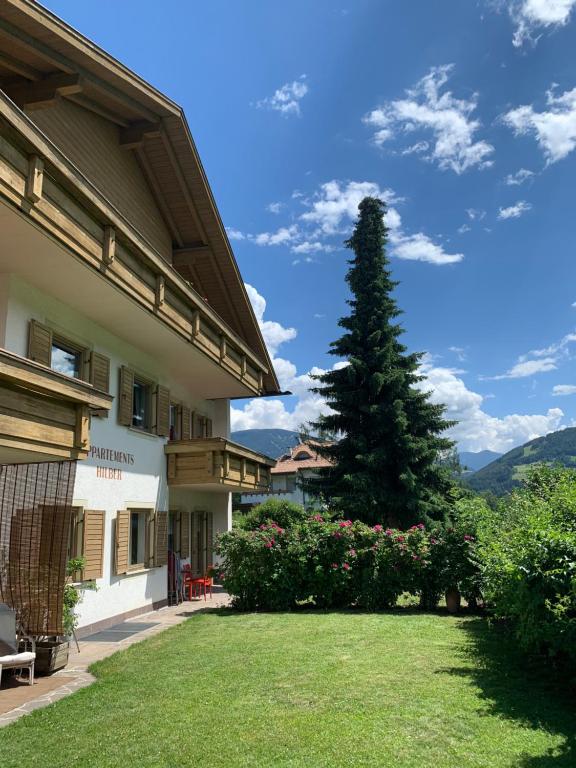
305;197;454;526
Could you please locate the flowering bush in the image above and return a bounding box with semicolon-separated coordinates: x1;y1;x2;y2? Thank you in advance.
217;509;481;611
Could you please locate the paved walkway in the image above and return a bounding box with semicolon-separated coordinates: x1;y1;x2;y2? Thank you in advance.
0;590;230;727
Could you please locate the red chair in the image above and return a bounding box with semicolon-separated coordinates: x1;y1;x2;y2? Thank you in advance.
191;567;213;601
181;564;194;601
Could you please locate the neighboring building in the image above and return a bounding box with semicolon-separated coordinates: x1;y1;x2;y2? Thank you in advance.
240;441;332;509
0;1;279;638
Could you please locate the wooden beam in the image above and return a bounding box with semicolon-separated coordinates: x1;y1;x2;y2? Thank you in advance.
0;51;41;81
120;121;161;150
155;275;165;309
68;93;129;127
135;146;184;247
25;154;44;203
159;125;208;242
219;336;227;361
191;310;200;339
0;17;159;122
102;226;116;266
5;72;83;110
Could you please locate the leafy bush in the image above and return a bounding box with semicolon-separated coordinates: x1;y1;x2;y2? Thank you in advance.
234;499;312;531
217;512;480;611
477;466;576;672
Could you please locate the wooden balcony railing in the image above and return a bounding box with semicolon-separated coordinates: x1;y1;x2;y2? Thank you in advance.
165;438;274;492
0;347;113;462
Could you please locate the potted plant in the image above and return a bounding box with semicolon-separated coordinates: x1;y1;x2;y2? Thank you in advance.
35;557;96;674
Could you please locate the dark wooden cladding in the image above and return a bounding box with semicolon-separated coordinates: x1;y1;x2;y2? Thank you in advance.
0;460;77;636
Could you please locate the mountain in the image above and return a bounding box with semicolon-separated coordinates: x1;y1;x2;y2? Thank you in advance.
466;427;576;496
231;429;300;458
459;450;502;472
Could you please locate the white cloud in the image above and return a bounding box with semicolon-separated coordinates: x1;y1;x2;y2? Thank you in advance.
256;76;309;116
420;361;565;452
300;180;463;265
458;224;471;234
502;0;576;47
253;225;300;247
497;200;532;219
504;85;576;163
466;208;486;221
226;227;245;241
245;283;297;356
267;202;283;214
490;357;557;379
449;346;467;361
505;168;535;185
291;241;333;255
552;384;576;396
363;64;494;173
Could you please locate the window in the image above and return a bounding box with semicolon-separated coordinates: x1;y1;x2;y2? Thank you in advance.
128;509;153;569
51;336;84;379
169;403;180;441
286;475;296;492
132;377;152;430
67;507;84;562
294;451;312;461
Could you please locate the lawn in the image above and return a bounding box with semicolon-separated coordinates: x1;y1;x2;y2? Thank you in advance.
0;611;574;768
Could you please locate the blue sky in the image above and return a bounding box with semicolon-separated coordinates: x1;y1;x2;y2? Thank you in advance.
44;0;576;453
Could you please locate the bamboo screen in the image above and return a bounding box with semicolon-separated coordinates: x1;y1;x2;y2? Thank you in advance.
0;461;77;636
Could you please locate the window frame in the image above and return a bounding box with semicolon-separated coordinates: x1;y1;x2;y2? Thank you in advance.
131;374;154;432
127;508;155;571
51;333;88;381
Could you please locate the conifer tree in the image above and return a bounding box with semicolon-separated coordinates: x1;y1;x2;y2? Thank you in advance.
306;197;455;526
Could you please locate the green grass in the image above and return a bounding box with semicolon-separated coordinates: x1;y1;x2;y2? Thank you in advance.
1;611;574;767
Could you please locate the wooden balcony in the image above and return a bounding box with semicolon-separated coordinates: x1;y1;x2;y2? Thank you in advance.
0;348;113;463
165;438;274;492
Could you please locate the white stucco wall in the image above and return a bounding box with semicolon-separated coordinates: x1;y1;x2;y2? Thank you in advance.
2;276;232;629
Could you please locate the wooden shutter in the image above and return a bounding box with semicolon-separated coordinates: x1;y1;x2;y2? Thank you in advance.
205;418;213;438
28;320;52;366
115;510;130;575
206;511;214;568
156;385;170;437
180;511;190;558
191;512;200;575
118;366;134;426
154;510;168;567
181;405;191;440
193;413;204;438
82;510;105;580
89;352;110;393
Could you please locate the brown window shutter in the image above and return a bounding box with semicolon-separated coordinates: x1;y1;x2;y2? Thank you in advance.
193;414;205;438
180;511;190;558
118;366;134;426
156;386;170;437
28;320;52;366
191;511;200;575
115;510;130;575
82;510;105;580
206;511;214;569
181;406;191;440
205;418;213;438
90;352;110;393
154;510;168;567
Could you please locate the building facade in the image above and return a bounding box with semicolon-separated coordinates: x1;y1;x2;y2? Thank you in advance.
240;441;331;510
0;1;279;637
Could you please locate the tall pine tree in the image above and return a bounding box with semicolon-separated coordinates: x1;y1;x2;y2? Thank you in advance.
306;197;454;527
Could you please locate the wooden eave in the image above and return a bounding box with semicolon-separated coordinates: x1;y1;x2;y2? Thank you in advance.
0;0;280;395
165;437;276;467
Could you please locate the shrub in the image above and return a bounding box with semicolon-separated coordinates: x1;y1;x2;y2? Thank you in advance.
477;466;576;673
235;499;311;531
216;513;480;612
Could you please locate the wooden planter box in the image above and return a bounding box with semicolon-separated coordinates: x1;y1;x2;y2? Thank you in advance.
35;640;70;675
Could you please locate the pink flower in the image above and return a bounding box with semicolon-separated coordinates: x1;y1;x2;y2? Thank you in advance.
348;548;357;557
333;531;343;539
412;554;420;561
339;520;353;528
385;529;393;536
418;523;425;530
259;524;267;530
264;539;275;548
430;538;438;545
464;534;474;541
342;562;351;571
396;535;405;543
373;524;383;532
331;563;338;569
312;514;324;522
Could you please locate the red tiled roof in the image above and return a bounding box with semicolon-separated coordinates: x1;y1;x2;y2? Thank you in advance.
270;442;333;474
